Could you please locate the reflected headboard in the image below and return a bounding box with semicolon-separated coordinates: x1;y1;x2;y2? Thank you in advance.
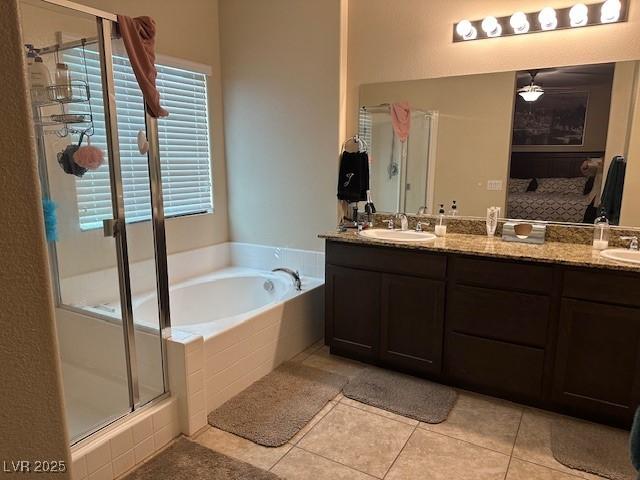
509;151;605;179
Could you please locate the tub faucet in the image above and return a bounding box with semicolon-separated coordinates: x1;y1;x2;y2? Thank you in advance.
272;268;302;291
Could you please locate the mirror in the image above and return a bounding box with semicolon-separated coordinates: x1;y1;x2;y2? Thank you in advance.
359;60;640;227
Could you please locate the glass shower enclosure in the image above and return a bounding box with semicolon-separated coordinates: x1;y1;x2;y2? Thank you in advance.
20;0;171;444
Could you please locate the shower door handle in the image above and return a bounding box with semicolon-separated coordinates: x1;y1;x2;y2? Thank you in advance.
103;218;124;238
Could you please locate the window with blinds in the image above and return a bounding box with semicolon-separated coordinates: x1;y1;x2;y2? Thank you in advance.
65;49;213;230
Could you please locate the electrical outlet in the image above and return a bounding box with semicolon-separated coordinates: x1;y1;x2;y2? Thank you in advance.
487;180;503;191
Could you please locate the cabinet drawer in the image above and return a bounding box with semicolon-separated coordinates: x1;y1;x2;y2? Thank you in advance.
453;256;553;293
563;269;640;307
448;285;550;347
446;332;545;401
326;241;446;279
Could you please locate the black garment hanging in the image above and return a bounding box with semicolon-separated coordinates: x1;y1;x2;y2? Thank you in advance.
600;156;626;224
337;150;369;202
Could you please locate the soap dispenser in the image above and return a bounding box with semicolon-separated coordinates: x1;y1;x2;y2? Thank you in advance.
593;211;610;250
435;204;447;237
449;200;458;216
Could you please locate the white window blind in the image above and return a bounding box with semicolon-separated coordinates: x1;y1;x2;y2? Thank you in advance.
65;49;213;230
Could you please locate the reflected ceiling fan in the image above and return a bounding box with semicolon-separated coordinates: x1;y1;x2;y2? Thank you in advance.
518;70;544;102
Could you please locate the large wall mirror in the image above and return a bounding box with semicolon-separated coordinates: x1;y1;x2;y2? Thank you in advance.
359;60;640;227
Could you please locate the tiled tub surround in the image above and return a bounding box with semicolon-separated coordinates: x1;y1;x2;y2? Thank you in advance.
61;243;325;478
321;230;640;273
371;213;640;247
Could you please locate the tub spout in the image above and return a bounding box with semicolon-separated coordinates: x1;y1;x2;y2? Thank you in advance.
272;268;302;291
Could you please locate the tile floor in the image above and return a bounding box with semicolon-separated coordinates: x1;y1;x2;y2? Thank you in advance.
193;341;608;480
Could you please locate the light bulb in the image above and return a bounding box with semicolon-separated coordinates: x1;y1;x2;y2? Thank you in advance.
570;3;589;26
481;16;502;37
538;7;558;30
510;12;530;34
456;19;477;40
601;0;621;23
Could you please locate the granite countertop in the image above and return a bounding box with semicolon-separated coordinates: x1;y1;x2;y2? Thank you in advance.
319;230;640;274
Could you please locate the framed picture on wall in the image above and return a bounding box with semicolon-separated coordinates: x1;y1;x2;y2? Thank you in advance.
512;91;589;146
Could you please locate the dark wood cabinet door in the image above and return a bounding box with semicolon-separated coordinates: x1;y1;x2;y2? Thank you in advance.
325;264;380;361
553;299;640;426
380;274;444;374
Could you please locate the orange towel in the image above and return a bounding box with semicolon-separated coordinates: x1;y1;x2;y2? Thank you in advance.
116;15;168;118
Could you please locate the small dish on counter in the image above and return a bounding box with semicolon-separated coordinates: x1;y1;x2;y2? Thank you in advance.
357;228;437;243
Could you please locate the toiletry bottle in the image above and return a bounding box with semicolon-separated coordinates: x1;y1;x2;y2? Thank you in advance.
55;63;73;100
435;204;447;237
26;45;51;104
450;200;458;216
592;211;610;250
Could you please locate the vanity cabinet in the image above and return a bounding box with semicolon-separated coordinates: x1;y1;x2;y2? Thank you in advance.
552;269;640;425
325;242;446;373
324;239;640;427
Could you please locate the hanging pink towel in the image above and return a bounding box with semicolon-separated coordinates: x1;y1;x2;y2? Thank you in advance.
390;102;411;142
116;15;168;118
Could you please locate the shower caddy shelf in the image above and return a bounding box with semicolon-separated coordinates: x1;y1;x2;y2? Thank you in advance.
31;79;94;136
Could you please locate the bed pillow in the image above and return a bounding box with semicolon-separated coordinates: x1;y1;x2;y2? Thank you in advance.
536;177;588;195
508;178;533;194
527;178;538;192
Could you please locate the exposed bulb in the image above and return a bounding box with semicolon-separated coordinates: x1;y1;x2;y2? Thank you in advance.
601;0;621;23
456;19;477;40
481;16;502;37
538;7;558;30
509;11;530;34
570;3;589;26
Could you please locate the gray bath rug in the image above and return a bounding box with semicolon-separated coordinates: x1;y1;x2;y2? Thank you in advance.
550;417;635;480
343;367;457;424
123;437;279;480
208;362;347;447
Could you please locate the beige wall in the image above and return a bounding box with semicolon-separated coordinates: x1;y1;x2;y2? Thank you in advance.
0;0;71;473
361;72;516;217
621;70;640;225
219;0;342;251
347;0;640;136
20;0;229;278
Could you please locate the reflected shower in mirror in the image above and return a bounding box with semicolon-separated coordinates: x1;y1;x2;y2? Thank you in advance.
359;104;437;214
359;60;639;227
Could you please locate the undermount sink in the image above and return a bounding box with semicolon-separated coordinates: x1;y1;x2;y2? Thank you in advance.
600;249;640;265
358;228;437;243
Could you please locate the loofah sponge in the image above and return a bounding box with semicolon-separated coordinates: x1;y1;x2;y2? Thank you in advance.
74;145;104;170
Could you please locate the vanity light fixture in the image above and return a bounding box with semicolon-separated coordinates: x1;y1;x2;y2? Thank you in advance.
481;16;502;37
453;0;627;42
538;7;559;30
570;3;589;26
509;12;530;34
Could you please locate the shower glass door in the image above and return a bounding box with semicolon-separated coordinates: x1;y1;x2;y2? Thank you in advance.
19;0;170;444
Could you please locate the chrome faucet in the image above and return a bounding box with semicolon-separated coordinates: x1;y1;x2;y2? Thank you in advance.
272;268;302;291
395;213;409;231
621;236;639;251
416;221;430;232
384;219;394;230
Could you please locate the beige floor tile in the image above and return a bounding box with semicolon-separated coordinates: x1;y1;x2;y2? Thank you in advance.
301;347;365;379
506;458;584;479
289;400;338;445
297;403;413;478
271;447;376;479
339;396;419;426
386;428;510;480
290;340;325;363
419;392;523;454
512;409;604;480
195;426;291;470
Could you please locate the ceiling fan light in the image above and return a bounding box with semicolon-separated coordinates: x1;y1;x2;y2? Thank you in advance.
518;85;545;102
570;3;589;26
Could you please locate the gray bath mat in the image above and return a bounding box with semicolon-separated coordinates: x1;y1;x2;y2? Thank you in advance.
123;437;279;479
550;417;634;480
343;367;457;424
208;362;347;447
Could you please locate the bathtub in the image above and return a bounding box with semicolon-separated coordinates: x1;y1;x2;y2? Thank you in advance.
134;267;322;338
